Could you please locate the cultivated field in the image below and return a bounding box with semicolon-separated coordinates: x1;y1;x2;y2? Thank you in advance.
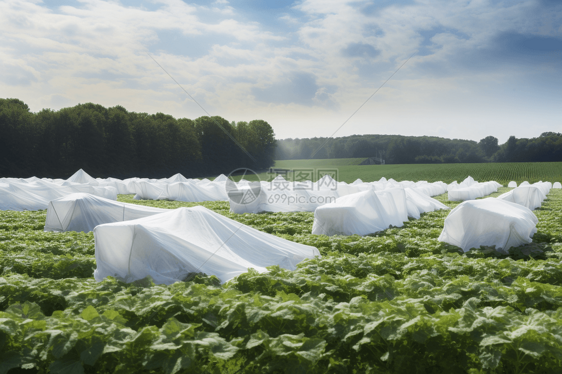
1;181;562;373
252;160;562;185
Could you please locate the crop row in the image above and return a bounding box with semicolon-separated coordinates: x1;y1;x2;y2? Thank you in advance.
1;187;562;373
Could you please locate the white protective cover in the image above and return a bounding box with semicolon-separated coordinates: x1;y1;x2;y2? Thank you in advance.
67;169;98;185
496;185;548;210
229;176;340;214
0;183;48;211
554;182;562;189
438;198;538;253
312;190;392;236
508;181;517;188
130;178;229;202
533;181;552;196
375;188;408;227
97;178;130;194
167;173;189;183
448;181;501;201
93;206;320;284
404;188;449;219
0;178;117;211
312;186;449;236
229;175;448;215
45;193;169;233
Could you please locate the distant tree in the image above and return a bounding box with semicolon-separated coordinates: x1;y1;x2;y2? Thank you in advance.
329;141;346;158
105;107;135;175
505;136;518;161
0;98;35;176
441;154;459;163
540;132;561;137
247;120;276;169
478;136;500;158
73;108;105;172
0;99;277;178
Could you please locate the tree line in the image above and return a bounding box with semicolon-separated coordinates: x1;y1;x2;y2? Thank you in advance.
276;133;562;164
0;99;276;178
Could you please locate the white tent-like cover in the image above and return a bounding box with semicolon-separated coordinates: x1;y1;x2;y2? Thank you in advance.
311;187;449;236
229;175;448;215
447;177;501;201
45;193;169;233
0;183;48;211
438;198;538;253
405;188;449;219
67;169;98;185
129;178;229;202
496;183;550;210
312;190;393;236
0;177;117;211
94;206;321;284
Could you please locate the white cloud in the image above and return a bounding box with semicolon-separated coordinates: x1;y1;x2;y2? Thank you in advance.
0;0;560;143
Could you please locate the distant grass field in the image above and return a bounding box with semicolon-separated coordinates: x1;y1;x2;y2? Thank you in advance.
274;158;367;168
238;159;562;185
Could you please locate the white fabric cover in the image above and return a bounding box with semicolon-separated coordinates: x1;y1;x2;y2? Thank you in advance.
448;180;501;201
554;182;562;189
94;206;320;284
496;185;548;210
167;173;189;183
404;188;449;219
230;178;340;214
0;183;48;211
0;178;117;211
45;193;169;233
311;186;449;236
375;188;408;227
214;174;228;182
533;181;552;196
67;169;98;185
130;179;229;202
229;176;448;215
438;198;538;253
312;190;392;236
508;181;517;188
97;178;130;194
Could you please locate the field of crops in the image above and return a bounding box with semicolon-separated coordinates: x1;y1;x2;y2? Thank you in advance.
256;160;562;185
1;185;562;373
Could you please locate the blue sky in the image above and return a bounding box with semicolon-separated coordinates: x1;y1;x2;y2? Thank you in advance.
1;0;561;143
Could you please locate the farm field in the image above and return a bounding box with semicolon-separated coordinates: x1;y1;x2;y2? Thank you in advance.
2;185;562;373
250;160;562;185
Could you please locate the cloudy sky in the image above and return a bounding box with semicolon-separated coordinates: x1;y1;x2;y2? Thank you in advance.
1;0;561;143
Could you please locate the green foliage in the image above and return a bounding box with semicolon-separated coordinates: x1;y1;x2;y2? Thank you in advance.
0;99;276;178
2;189;562;372
276;133;562;165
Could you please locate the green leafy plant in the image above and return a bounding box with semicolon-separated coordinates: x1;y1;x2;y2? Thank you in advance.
1;189;562;373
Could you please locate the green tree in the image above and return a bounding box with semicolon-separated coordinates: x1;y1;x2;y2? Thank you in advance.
478;136;500;158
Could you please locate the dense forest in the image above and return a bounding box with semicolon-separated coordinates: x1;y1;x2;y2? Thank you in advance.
276;133;562;164
2;97;560;179
0;99;276;178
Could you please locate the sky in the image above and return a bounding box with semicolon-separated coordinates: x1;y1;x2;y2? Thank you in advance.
1;0;561;143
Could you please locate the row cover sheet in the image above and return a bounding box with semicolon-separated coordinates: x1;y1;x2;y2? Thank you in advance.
496;183;551;210
438;199;538;253
45;193;169;233
93;206;321;284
